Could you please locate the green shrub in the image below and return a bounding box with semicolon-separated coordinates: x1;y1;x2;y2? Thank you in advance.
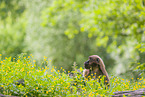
0;15;26;58
0;54;145;96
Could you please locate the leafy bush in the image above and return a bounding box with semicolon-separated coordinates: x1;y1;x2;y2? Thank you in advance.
0;54;145;96
0;15;26;58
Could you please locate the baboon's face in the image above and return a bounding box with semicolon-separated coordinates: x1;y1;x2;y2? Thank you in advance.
84;55;100;69
88;56;100;68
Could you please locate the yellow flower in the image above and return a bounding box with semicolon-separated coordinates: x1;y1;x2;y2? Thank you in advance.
31;67;34;69
142;86;145;88
1;61;3;63
125;85;128;87
0;54;2;56
17;60;20;63
21;68;24;72
36;87;38;89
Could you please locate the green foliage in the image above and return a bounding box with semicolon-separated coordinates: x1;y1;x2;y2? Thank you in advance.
0;55;145;96
41;0;145;76
134;63;145;77
40;0;116;71
130;43;145;78
42;0;145;44
0;0;145;79
0;0;25;20
0;15;26;58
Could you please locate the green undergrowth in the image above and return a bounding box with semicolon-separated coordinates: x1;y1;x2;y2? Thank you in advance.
0;54;145;97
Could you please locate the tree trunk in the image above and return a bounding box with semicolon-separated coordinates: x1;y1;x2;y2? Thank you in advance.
112;88;145;97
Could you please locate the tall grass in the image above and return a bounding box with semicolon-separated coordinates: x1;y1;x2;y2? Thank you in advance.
0;54;144;96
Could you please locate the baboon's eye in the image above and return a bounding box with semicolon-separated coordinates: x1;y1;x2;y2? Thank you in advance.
89;57;93;60
96;58;99;62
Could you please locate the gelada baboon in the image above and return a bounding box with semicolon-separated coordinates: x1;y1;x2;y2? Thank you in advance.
83;55;109;86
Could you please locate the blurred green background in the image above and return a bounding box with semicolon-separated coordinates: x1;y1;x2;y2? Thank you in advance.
0;0;145;79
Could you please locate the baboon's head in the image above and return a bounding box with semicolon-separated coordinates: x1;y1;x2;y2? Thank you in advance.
84;55;100;69
88;55;100;68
